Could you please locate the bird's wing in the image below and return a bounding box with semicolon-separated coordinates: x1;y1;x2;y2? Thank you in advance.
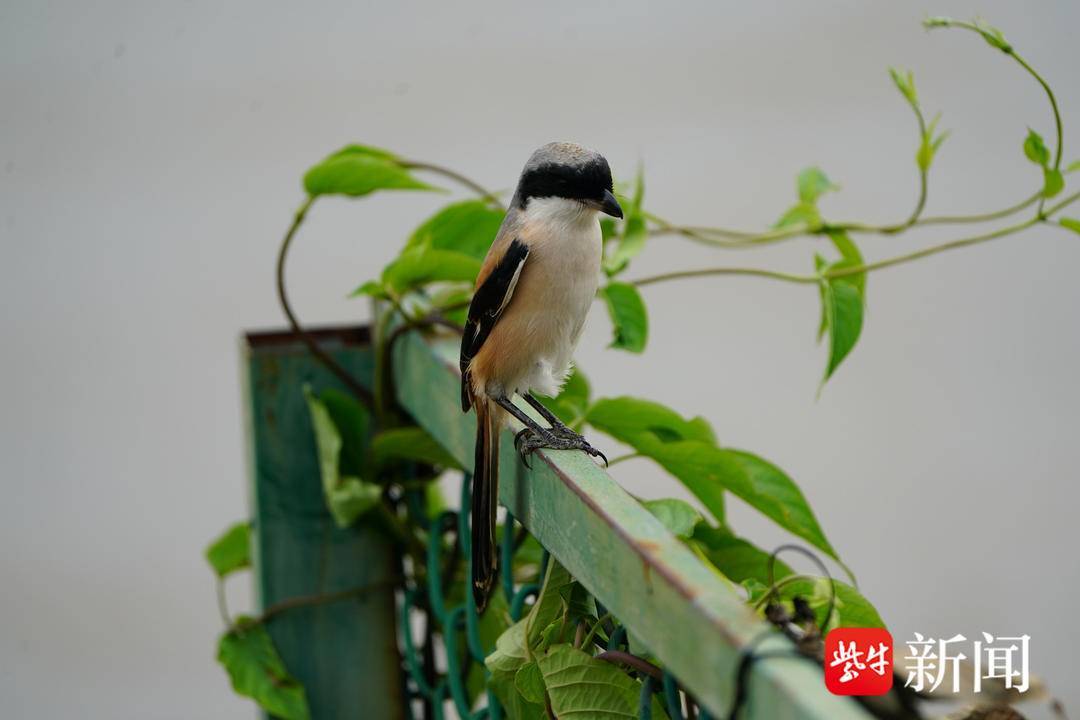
460;237;530;411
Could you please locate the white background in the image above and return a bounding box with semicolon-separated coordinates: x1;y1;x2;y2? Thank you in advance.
2;1;1077;717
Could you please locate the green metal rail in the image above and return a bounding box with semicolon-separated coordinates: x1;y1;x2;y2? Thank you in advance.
245;325;876;719
394;330;870;720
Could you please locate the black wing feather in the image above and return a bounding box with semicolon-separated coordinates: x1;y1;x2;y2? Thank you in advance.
460;238;529;411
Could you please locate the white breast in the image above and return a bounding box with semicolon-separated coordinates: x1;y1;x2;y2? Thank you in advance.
515;197;602;396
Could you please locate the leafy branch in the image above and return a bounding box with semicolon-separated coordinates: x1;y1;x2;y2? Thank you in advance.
633;191;1080;289
616;17;1078;386
273;147;498;413
652;16;1067;249
647;186;1045;247
925;16;1065;216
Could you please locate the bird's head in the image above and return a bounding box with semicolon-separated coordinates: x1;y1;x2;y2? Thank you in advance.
514;142;623;219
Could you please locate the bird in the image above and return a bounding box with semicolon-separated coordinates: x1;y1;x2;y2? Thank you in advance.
460;142;623;611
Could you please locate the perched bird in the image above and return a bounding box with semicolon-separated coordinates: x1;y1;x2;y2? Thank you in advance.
460;142;623;611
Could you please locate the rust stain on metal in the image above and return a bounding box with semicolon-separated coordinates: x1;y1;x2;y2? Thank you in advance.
641;558;653;595
637;539;660;554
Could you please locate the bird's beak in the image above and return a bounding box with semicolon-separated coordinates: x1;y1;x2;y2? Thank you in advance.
598;189;623;219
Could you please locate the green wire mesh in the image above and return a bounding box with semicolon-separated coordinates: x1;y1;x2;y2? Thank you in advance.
397;473;711;720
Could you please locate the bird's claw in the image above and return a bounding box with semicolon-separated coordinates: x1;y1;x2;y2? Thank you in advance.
514;428;534;469
547;424;608;466
513;426;607;467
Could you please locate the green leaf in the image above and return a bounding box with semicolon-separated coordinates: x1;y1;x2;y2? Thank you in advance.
536;365;591;426
303;387;382;527
537;619;571;652
1024;129;1050;167
404;199;506;261
371;427;461;470
778;166;838;228
507;561;595;659
428;285;474;325
486;617;531;675
972;19;1012;53
539;613;574;648
586;397;716;446
626;445;729;524
536;644;665;720
325;478;382;527
318;387;371;478
774;201;822;230
205;522;251;578
603;214;647;276
303;144;437;197
601;282;648;353
218;621;310;720
797;167;837;204
488;668;546;720
528;560;576;645
932;131;951;154
823;279;863;380
1043;167;1064;199
923;16;953;29
587;397;723;522
888;67;918;106
815;234;866;345
350;279;385;298
600;217;618;242
925;131;950;171
304;387;354;464
1066;160;1080;174
381;247;482;294
818;265;865;384
692;525;793;586
514;661;546;705
587;397;846;574
1059;217;1080;235
642;498;702;539
766;577;885;631
559;581;596;625
825;230;865;296
717;449;846;572
916;140;933;173
917;114;950;172
604;167;648;276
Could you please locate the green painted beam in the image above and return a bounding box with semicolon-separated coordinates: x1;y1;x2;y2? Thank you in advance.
393;330;874;720
244;328;404;720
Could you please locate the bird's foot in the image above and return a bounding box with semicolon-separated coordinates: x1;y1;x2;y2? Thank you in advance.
513;426;608;468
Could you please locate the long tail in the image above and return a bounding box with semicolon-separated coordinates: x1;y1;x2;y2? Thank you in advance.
471;399;500;612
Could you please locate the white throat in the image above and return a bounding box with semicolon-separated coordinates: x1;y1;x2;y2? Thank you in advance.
522;196;598;232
